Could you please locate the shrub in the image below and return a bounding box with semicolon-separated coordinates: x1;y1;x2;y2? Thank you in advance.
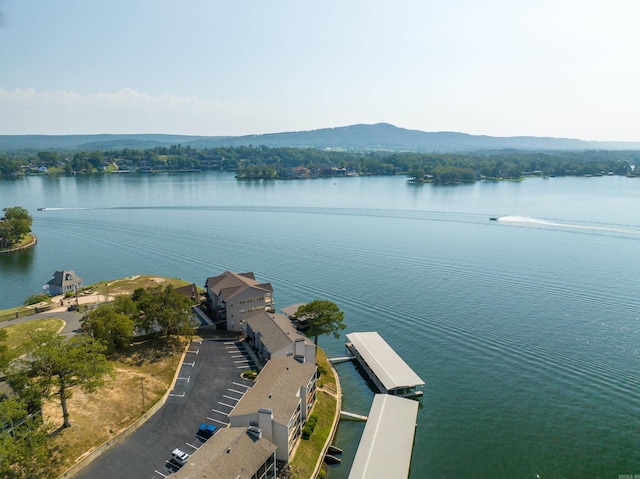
301;414;318;440
242;370;258;380
23;294;50;306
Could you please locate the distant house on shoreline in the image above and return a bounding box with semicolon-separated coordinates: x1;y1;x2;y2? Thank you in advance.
45;270;83;296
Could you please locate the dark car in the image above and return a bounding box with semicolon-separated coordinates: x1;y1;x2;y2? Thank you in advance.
196;423;217;440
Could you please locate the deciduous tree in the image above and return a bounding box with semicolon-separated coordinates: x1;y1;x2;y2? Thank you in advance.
0;397;55;479
133;285;198;337
24;330;113;428
0;206;32;249
81;307;135;355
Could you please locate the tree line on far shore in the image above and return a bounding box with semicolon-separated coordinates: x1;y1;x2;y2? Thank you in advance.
2;144;640;183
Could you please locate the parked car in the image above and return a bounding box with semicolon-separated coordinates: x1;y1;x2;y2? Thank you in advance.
196;423;217;440
170;448;190;466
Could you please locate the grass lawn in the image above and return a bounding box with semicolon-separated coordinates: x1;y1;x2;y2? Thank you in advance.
2;318;64;359
1;275;195;323
289;348;339;479
0;276;197;476
46;336;187;475
90;275;194;299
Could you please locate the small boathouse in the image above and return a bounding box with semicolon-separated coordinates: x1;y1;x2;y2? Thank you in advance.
348;394;419;479
346;331;424;397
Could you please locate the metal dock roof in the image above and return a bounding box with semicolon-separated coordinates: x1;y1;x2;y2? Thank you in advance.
348;394;419;479
346;331;424;392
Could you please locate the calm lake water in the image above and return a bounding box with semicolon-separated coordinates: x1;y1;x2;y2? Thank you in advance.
1;172;640;479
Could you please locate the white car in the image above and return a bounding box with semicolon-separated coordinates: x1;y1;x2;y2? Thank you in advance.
170;448;190;466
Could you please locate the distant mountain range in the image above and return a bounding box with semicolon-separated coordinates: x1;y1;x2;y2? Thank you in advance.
2;123;640;152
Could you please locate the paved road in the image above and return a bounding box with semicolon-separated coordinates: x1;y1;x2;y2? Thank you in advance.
0;309;83;337
73;337;258;479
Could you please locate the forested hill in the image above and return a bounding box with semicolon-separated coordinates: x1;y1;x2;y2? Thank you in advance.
0;134;212;152
187;124;640;152
2;123;640;152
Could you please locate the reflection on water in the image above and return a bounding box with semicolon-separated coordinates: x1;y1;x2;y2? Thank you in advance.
0;245;34;271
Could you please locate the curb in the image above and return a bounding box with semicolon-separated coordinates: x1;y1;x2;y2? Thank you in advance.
56;341;191;479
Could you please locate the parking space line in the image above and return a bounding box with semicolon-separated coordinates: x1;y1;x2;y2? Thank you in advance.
207;416;229;426
154;469;168;477
187;349;199;355
223;395;239;402
219;401;235;408
185;442;199;451
233;382;252;389
192;339;202;344
234;359;249;363
169;392;185;397
212;408;230;415
237;365;251;369
177;376;190;382
182;361;195;367
230;354;244;358
229;388;246;394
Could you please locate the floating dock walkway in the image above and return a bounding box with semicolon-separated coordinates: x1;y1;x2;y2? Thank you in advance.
328;355;355;364
339;410;368;421
346;331;425;398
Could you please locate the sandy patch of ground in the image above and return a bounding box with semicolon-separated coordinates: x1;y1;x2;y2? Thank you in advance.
43;338;184;473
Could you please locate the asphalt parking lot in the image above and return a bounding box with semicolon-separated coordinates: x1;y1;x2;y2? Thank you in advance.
73;337;258;479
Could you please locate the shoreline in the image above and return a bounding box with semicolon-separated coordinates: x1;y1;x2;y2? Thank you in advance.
0;233;37;254
2;278;343;479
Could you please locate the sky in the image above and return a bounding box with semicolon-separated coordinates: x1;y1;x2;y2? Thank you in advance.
0;0;639;141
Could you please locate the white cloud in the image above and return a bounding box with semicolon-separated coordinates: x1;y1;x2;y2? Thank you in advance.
0;87;291;136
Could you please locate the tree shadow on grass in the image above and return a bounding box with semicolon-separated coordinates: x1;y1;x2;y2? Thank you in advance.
112;335;186;367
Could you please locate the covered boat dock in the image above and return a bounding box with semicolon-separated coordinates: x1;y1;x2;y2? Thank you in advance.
347;394;419;479
346;331;424;397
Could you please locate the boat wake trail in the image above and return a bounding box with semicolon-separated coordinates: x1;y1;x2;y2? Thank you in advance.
38;207;91;211
497;216;640;235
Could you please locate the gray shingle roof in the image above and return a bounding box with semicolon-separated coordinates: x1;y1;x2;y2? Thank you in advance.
46;270;81;288
205;271;273;300
247;312;312;353
229;357;316;425
171;427;277;479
